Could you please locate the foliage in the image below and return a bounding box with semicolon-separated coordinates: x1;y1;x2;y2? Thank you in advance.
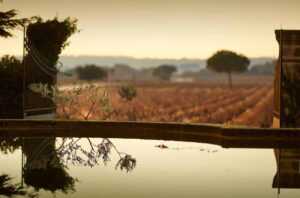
207;50;249;73
24;16;78;96
0;16;78;119
29;83;137;172
56;138;136;171
118;84;137;101
75;64;108;81
0;174;26;197
0;9;28;38
153;65;177;81
29;83;99;120
0;138;22;154
115;154;136;172
26;17;78;65
24;165;77;194
99;88;115;120
29;83;109;120
206;50;250;89
0;174;37;197
29;82;137;120
23;138;77;194
0;55;23;118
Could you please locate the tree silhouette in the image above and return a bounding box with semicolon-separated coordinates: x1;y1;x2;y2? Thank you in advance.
25;16;78;69
0;174;38;197
153;65;177;81
0;9;27;38
0;174;26;197
24;17;78;115
75;64;108;81
23;138;77;194
206;50;250;89
0;138;22;154
0;55;23;118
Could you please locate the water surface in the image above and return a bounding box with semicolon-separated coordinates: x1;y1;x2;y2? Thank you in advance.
0;137;299;197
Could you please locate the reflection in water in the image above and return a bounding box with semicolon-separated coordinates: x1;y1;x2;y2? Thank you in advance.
0;137;136;196
22;137;136;193
273;149;300;194
23;138;77;194
56;138;136;171
0;174;27;197
0;138;22;154
155;143;219;153
0;174;38;197
2;137;300;197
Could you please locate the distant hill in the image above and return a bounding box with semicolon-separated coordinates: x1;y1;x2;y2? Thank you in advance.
57;55;275;74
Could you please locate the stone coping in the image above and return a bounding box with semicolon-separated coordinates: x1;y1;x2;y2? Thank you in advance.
1;119;300;149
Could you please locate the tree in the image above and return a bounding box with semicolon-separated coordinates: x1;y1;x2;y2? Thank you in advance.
0;174;27;197
23;138;77;194
75;64;108;81
0;9;27;38
206;50;250;89
153;65;177;81
24;17;78;116
118;83;137;101
28;83;137;172
0;55;23;118
26;16;78;66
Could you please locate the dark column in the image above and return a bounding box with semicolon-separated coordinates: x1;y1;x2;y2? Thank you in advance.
274;30;300;128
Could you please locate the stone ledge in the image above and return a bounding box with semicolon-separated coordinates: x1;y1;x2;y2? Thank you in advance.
1;119;300;148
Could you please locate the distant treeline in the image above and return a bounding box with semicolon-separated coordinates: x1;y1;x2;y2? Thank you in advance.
64;60;276;81
65;64;154;81
57;55;275;74
69;63;178;81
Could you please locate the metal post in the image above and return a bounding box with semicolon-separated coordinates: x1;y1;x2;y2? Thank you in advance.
279;28;283;128
22;25;26;119
21;138;24;187
277;149;281;195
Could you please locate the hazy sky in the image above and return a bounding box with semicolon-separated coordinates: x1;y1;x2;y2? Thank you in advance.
1;0;300;59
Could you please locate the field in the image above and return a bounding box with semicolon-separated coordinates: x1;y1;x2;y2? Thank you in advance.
57;80;274;127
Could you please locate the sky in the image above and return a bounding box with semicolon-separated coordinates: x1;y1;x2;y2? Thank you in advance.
1;0;300;59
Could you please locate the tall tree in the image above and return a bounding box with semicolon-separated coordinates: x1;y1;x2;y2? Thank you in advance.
153;65;177;81
0;9;27;38
206;50;250;89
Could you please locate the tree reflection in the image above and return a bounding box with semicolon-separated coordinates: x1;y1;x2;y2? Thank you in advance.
0;174;26;197
21;137;136;193
0;136;136;195
115;154;136;172
0;138;22;154
23;138;77;194
0;174;37;198
56;138;136;171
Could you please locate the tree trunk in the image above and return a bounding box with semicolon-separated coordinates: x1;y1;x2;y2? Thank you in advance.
227;71;233;89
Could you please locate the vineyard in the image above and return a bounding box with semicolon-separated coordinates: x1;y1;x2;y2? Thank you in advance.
57;82;274;127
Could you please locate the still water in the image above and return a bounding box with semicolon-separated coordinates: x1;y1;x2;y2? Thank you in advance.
0;137;299;198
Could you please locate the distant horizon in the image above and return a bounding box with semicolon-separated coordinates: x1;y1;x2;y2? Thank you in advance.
50;55;276;72
11;54;277;60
